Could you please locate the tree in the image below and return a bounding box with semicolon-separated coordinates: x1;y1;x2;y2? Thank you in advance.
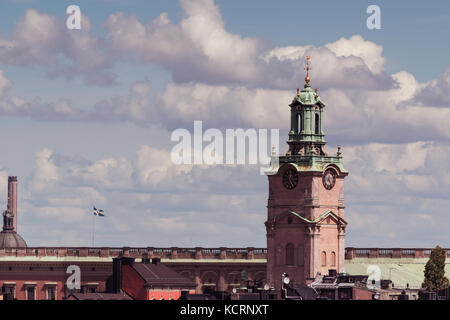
423;246;449;291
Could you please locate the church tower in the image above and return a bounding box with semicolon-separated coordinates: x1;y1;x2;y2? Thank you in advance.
0;176;27;248
265;57;348;289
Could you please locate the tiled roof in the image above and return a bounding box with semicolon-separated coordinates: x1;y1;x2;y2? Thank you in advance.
69;292;132;300
132;262;196;288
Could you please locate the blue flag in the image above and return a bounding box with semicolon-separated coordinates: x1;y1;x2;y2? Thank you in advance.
93;207;105;217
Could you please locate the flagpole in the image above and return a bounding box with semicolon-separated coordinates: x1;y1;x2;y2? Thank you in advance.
92;211;95;247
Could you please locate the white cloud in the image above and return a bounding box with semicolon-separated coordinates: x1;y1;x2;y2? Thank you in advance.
1;0;450;249
0;70;12;97
159;82;290;128
136;145;192;188
83;158;134;190
411;63;450;106
325;35;385;74
104;0;262;86
33;206;87;223
18;145;267;246
29;148;59;192
344;141;450;246
13;135;450;248
104;0;391;90
0;9;115;85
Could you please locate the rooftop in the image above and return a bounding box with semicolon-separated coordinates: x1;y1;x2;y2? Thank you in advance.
0;231;27;249
68;292;132;300
132;260;196;288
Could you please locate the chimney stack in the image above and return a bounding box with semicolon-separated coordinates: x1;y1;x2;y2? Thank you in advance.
7;177;17;232
112;257;135;293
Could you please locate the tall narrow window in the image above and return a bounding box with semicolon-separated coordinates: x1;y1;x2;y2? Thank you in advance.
27;286;35;300
297;114;303;133
315;113;320;135
47;286;56;300
3;286;15;300
321;251;327;266
285;243;294;265
331;251;336;267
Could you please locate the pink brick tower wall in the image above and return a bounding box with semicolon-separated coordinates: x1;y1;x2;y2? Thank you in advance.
266;167;346;289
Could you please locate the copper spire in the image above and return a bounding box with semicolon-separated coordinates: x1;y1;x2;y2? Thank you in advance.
304;55;311;84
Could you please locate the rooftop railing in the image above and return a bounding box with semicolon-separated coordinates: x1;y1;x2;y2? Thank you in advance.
345;247;450;260
0;247;447;260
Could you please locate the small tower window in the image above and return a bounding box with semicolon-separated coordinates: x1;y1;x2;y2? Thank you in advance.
297;114;303;133
321;251;327;266
285;243;294;266
315;113;320;135
331;251;336;267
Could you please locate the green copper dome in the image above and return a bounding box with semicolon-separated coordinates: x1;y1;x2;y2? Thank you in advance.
291;83;323;106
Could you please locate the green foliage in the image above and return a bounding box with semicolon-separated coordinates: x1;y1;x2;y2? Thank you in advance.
424;245;449;291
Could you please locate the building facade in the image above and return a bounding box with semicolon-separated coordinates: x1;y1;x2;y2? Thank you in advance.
0;246;448;299
113;257;196;300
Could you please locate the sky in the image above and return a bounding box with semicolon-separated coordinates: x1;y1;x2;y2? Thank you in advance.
0;0;449;248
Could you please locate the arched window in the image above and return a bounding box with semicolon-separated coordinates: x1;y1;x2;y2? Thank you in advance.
331;251;336;267
285;243;294;266
315;113;320;135
321;251;327;266
297;114;303;133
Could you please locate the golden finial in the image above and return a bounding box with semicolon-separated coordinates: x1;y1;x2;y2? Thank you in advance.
304;55;311;84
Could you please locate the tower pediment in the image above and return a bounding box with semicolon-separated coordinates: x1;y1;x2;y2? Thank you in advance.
266;209;347;228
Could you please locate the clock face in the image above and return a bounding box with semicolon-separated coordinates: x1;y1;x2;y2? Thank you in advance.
322;169;336;190
282;168;298;190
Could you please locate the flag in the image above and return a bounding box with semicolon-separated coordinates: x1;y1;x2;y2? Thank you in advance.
93;207;105;217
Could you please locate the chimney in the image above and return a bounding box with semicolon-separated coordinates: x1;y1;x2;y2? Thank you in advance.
7;177;17;232
112;257;135;293
328;269;337;278
112;258;122;294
